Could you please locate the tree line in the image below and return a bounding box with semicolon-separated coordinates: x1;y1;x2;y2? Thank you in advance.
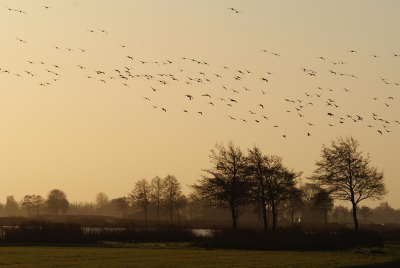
0;137;387;231
193;137;386;230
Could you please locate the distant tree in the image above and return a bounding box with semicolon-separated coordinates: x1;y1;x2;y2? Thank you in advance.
32;195;45;215
175;194;188;221
0;203;5;217
264;159;299;230
46;189;69;215
332;205;350;224
311;189;334;223
162;175;182;221
371;202;398;224
5;196;21;216
187;192;203;220
95;192;109;214
131;178;151;221
193;142;250;229
115;197;130;218
311;136;386;230
359;206;373;224
299;183;322;223
21;195;35;216
150;176;164;221
286;187;304;225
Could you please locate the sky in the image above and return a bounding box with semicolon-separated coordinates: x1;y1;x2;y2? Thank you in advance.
0;0;399;207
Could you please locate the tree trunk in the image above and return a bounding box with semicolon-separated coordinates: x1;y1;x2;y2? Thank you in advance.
260;179;268;231
291;204;295;225
324;210;328;224
176;205;181;221
144;207;147;221
231;202;237;230
170;202;173;221
271;202;277;230
262;203;268;231
352;202;358;230
157;198;160;221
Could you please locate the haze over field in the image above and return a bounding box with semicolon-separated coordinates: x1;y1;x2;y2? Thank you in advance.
0;0;399;206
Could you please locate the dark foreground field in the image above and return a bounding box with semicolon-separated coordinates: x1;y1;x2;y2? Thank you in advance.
0;243;399;268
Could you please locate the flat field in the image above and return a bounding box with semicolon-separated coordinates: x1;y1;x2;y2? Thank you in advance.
0;243;398;268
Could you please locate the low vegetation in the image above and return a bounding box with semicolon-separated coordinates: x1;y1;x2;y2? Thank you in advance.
0;245;398;268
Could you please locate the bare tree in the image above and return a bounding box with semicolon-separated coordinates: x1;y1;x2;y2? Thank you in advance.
247;146;270;231
311;188;334;223
95;192;109;215
175;194;188;221
187;192;203;220
150;176;164;221
46;189;69;215
286;188;304;225
162;175;182;221
332;205;350;224
264;158;299;230
21;195;35;217
311;136;386;230
32;195;45;215
359;206;373;224
115;197;130;218
193;142;250;229
130;178;151;221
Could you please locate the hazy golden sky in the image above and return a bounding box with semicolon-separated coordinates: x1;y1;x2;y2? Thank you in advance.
1;0;399;206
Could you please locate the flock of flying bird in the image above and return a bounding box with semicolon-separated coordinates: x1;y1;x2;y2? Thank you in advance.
2;4;399;139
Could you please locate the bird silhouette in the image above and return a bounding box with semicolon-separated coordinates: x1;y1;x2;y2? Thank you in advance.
16;38;28;44
227;8;242;13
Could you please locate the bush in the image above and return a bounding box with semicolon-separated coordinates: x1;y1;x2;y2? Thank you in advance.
84;223;198;243
1;220;93;243
195;227;383;250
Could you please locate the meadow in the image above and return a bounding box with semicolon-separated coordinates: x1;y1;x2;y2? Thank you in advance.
0;243;399;268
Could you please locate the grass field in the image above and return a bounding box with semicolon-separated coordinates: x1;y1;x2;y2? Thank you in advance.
0;243;398;268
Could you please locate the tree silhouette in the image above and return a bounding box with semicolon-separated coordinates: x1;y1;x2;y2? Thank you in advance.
187;192;203;220
162;175;182;221
286;187;304;225
247;146;270;230
21;195;35;216
46;189;69;215
32;195;45;215
150;176;164;221
194;142;250;229
264;158;299;230
5;196;21;216
131;178;151;221
311;188;334;223
115;196;130;218
359;206;373;224
175;194;188;221
311;136;386;230
95;192;110;215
